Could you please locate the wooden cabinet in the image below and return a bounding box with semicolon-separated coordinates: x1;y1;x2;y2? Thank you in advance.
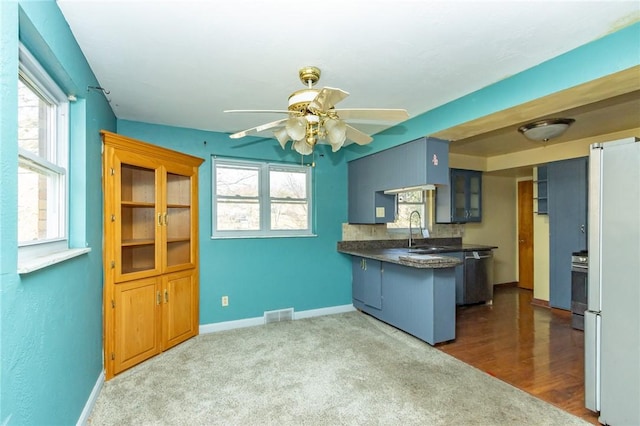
436;169;482;223
348;137;449;224
162;269;199;349
102;130;203;379
112;277;162;375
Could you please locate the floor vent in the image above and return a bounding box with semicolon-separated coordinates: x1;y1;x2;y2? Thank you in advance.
264;308;294;324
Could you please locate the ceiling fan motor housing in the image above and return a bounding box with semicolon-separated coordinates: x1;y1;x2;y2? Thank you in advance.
298;66;321;86
288;89;320;114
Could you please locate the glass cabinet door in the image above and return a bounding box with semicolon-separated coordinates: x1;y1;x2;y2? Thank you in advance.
467;174;481;221
164;170;194;269
117;162;160;280
452;173;467;221
450;169;482;222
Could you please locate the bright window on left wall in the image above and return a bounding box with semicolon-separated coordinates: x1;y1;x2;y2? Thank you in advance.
17;43;69;258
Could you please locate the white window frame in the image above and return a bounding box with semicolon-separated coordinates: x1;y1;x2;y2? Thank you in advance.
387;190;427;233
212;157;313;238
17;43;69;262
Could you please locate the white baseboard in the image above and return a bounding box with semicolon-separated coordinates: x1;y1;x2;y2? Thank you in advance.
199;304;355;335
294;304;355;320
76;370;104;426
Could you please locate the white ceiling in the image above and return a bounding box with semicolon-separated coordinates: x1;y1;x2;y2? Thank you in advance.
57;0;640;156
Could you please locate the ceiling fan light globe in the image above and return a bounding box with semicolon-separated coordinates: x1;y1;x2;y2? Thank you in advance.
286;117;306;140
274;128;290;149
293;139;313;155
325;118;347;147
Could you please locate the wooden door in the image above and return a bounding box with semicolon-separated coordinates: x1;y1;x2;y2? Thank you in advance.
518;180;534;290
162;270;198;350
113;277;161;376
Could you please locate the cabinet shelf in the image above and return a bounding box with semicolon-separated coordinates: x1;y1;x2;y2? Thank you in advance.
167;237;190;243
535;165;548;215
121;201;155;208
121;238;155;247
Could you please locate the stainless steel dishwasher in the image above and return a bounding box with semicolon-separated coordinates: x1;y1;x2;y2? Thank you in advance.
461;250;494;304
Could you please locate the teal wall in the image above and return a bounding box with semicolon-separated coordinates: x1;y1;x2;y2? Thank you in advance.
117;121;352;324
0;1;116;424
347;22;640;160
0;1;638;424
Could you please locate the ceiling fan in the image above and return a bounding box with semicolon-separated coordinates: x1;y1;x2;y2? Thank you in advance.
225;66;409;155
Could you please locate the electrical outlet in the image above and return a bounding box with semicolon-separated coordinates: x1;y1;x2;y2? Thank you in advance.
221;296;229;307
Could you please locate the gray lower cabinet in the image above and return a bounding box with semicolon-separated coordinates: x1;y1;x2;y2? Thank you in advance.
352;258;456;345
352;257;382;310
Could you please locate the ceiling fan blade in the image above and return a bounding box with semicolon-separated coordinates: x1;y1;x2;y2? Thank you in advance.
335;108;409;121
308;87;349;113
229;118;287;139
224;109;291;114
345;124;373;145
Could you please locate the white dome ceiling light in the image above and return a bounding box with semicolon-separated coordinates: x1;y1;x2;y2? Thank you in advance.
518;118;576;142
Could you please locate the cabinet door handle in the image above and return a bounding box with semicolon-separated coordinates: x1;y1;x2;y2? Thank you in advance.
156;291;161;305
158;213;163;226
164;213;169;226
164;289;169;303
580;224;585;233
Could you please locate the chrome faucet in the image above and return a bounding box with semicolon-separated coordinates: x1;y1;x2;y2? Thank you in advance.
409;210;422;247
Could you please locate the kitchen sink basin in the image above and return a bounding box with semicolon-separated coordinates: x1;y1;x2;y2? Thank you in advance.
408;247;445;254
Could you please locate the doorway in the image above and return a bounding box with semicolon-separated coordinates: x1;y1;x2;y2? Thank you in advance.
518;180;534;290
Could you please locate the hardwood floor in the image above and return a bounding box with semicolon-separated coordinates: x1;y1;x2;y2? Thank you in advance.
437;285;600;424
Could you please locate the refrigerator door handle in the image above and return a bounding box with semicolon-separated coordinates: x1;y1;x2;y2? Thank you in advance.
585;311;601;413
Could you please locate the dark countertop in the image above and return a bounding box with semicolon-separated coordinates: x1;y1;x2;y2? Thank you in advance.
337;238;497;269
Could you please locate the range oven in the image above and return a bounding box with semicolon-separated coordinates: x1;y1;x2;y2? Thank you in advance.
571;250;588;330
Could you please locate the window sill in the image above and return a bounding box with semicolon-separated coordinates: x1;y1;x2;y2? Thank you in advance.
211;234;317;240
18;247;91;274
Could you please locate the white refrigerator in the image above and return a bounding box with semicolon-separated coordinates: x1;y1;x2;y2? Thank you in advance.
585;137;640;425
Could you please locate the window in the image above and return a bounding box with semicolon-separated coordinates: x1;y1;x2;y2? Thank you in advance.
387;190;426;230
212;158;312;237
17;44;69;257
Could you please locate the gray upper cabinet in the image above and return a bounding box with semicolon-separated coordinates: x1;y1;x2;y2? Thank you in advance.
436;169;482;223
348;137;449;223
548;157;588;310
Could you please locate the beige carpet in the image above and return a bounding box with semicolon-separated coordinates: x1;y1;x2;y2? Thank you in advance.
88;311;588;425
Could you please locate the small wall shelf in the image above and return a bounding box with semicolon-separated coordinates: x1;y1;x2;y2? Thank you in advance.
534;165;548;215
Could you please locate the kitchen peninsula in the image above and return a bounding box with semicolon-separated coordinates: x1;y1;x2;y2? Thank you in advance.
338;238;495;345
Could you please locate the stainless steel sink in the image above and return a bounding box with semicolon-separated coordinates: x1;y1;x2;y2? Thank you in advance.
408;247;444;254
